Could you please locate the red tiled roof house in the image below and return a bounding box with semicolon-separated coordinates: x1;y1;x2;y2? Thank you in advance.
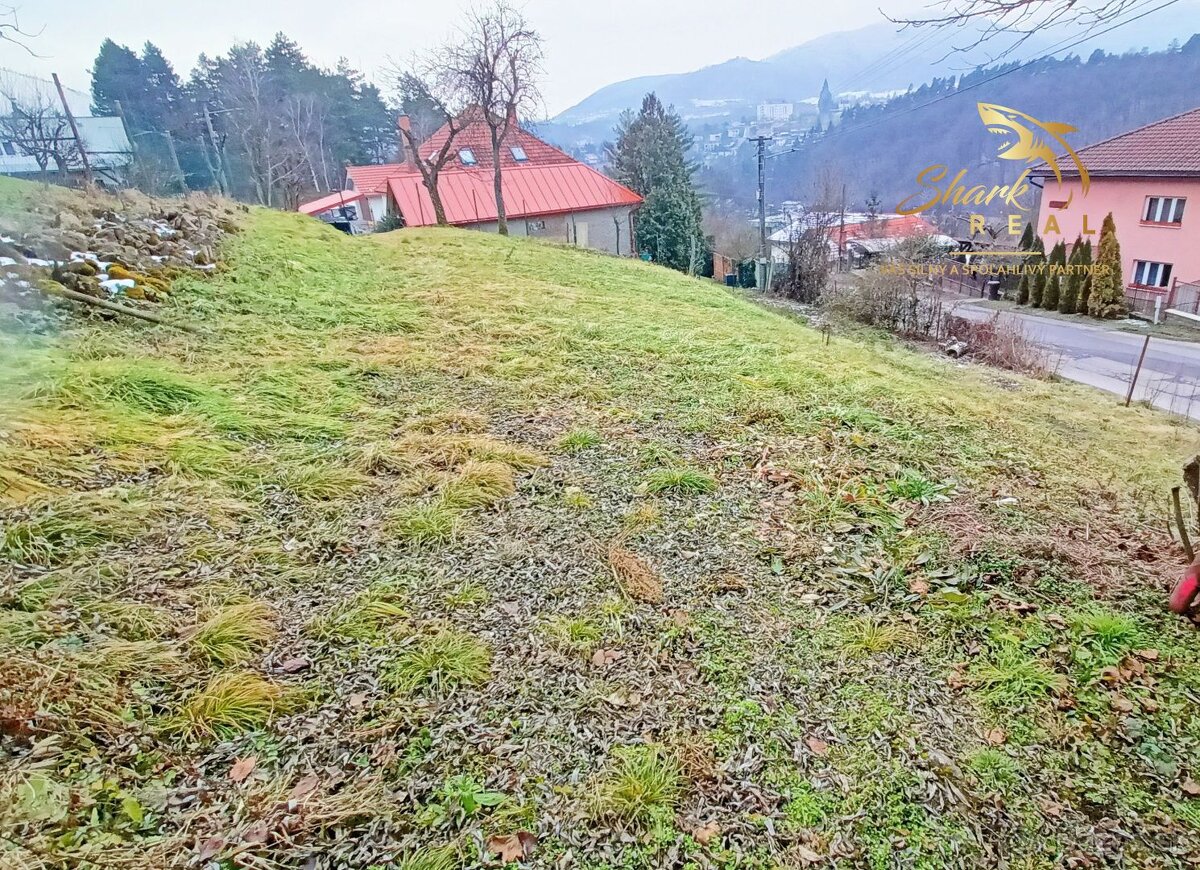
336;110;643;256
1032;106;1200;304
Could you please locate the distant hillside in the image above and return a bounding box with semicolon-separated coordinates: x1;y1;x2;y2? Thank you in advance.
544;6;1197;147
744;38;1200;218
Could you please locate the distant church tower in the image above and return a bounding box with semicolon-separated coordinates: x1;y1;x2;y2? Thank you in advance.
818;79;835;129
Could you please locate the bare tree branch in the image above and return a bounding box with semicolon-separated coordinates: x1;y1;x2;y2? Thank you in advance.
883;0;1173;63
0;5;44;57
436;1;544;235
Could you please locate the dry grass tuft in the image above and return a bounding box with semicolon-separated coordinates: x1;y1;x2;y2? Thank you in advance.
385;629;491;693
440;460;516;509
190;602;277;666
607;543;663;604
172;671;287;740
591;745;682;826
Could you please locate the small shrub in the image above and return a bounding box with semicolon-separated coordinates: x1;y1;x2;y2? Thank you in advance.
395;847;458;870
592;745;682;826
386;630;491;693
173;672;286;740
643;467;717;495
191;602;276;666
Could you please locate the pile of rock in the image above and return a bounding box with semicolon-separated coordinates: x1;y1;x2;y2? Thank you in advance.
0;190;241;314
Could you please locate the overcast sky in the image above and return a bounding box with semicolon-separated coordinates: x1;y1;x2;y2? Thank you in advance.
6;0;925;116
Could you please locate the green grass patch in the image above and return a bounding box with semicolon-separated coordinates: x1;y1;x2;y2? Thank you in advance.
385;630;491;693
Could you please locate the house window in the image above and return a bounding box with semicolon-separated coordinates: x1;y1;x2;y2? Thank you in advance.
525;219;546;232
1;141;14;156
1132;260;1173;288
459;148;477;166
510;146;528;162
1143;196;1185;224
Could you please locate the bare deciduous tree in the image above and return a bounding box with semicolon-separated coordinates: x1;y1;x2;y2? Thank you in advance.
886;0;1172;61
389;70;469;226
439;1;543;235
774;205;837;303
0;93;82;179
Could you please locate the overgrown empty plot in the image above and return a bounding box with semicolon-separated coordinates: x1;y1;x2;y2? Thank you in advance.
2;177;1200;869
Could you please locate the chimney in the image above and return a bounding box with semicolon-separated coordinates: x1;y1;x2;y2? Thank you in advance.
397;114;412;164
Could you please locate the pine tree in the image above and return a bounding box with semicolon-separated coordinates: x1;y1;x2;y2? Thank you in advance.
1028;236;1047;307
1060;235;1083;314
1078;240;1094;314
610;93;706;273
91;40;146;125
1042;240;1064;310
1089;212;1127;319
1016;270;1031;305
1018;221;1034;252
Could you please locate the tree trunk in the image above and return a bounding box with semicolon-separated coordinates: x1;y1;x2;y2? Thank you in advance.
490;124;507;235
427;169;448;225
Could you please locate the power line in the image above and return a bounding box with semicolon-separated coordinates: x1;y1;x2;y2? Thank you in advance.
766;0;1179;160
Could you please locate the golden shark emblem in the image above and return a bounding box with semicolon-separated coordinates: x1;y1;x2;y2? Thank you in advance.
977;102;1089;197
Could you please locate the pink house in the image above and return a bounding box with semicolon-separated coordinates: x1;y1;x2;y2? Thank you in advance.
1032;106;1200;305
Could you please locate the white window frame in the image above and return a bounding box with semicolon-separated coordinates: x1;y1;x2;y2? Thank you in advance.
1132;259;1173;288
1143;196;1186;224
459;148;477;166
510;146;528;162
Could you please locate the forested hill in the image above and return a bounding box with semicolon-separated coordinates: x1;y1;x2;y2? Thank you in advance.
719;37;1200;215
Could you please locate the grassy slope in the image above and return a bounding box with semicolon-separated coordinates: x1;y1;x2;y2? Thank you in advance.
3;175;1200;868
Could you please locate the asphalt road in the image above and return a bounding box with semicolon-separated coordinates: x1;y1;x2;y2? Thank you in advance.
948;301;1200;419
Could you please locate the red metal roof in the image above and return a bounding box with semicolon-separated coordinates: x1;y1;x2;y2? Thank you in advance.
387;162;642;227
835;214;938;242
346;163;406;193
420;112;577;171
297;190;368;215
1032;106;1200;178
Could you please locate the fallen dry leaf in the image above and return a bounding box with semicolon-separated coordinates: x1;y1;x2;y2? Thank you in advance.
1182;779;1200;796
1135;648;1160;662
670;609;690;627
604;689;641;708
984;728;1007;746
693;821;721;845
908;578;930;595
1112;696;1134;713
241;821;270;845
287;773;319;802
806;736;829;756
348;692;368;709
591;648;622;667
197;836;225;861
795;844;823;863
486;831;536;861
280;657;310;674
229;756;257;784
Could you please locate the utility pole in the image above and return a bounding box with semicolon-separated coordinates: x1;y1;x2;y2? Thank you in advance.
751;135;772;289
52;73;93;187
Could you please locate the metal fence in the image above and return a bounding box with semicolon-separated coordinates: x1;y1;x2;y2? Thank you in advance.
1125;285;1169;321
1167;280;1200;316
